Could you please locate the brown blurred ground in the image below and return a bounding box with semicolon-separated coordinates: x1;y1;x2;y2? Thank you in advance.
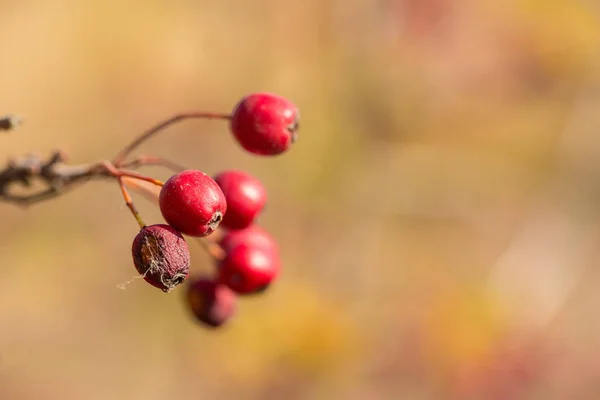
1;0;600;399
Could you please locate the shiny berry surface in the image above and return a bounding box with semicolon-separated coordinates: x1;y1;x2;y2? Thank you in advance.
230;92;299;156
219;225;278;255
218;243;280;294
159;170;227;237
214;170;267;230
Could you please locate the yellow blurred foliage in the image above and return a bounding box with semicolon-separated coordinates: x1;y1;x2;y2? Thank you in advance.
0;0;600;399
420;286;508;374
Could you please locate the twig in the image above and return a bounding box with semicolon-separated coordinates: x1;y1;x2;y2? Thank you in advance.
0;151;101;206
118;176;146;228
0;110;230;261
0;105;225;206
121;154;187;173
0;151;164;207
113;111;231;165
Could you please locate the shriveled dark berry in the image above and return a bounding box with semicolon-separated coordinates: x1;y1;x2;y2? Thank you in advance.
131;224;190;293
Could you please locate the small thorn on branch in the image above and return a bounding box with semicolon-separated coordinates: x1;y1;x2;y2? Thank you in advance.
0;115;22;131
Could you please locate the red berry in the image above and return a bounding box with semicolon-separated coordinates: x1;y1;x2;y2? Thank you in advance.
213;170;267;230
219;225;278;254
131;224;190;293
159;170;227;237
218;243;280;294
186;278;237;328
230;92;299;156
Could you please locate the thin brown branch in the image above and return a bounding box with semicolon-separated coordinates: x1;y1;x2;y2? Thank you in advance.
120;154;187;173
99;160;164;187
0;109;232;266
112;111;231;165
0;151;105;206
0;151;168;207
122;177;161;201
0;147;227;261
118;177;146;228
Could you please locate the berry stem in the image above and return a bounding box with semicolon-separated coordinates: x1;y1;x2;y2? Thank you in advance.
99;161;164;187
122;177;161;203
113;111;232;165
120;155;187;173
117;176;146;228
195;237;226;260
117;170;164;187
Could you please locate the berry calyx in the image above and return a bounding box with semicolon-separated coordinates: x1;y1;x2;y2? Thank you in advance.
131;224;190;293
213;170;267;230
219;225;278;255
186;278;237;328
230;92;299;156
159;170;227;237
218;243;280;294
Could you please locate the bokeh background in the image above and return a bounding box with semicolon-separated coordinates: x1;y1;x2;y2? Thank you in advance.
1;0;600;399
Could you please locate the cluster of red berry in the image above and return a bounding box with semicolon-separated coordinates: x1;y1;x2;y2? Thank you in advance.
130;92;299;329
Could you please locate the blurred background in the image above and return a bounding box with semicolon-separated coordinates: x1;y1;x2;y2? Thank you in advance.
1;0;600;398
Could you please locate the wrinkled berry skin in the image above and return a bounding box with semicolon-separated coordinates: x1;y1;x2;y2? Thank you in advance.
186;278;237;328
132;224;190;293
214;170;267;230
230;92;299;156
159;170;227;237
218;243;280;294
219;225;278;255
